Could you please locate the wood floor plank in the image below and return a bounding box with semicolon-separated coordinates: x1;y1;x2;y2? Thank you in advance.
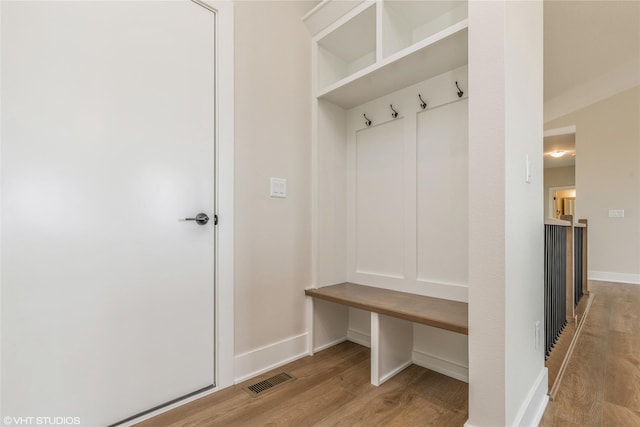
604;332;640;412
602;401;640;427
315;367;438;426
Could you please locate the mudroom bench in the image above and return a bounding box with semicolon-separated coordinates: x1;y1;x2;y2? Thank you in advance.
305;283;468;386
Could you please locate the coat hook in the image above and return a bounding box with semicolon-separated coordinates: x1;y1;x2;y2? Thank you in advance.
364;114;372;127
390;104;398;118
418;94;427;109
455;81;464;98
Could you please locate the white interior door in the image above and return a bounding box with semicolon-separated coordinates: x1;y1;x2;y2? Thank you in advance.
1;1;217;425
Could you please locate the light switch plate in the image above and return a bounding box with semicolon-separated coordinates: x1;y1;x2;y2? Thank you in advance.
608;209;624;218
270;177;286;198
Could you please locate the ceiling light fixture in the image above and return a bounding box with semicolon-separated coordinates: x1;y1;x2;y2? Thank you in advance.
549;151;566;158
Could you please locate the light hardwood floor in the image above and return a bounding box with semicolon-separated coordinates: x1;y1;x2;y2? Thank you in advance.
545;290;593;395
137;280;639;427
540;281;640;426
136;341;468;427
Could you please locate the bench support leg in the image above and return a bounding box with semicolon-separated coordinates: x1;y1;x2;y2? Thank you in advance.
371;312;413;386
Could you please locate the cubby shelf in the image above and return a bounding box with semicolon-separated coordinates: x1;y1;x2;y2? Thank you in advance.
317;20;468;109
316;2;377;90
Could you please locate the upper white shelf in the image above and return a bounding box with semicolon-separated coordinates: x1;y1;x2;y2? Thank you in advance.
316;3;377;90
318;20;468;109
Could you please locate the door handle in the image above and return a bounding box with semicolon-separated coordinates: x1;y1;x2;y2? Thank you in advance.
184;213;209;225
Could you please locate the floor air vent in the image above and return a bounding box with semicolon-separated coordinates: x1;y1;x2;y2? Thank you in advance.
243;372;295;397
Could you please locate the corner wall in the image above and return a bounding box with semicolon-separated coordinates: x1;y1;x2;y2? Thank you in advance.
468;1;547;425
234;1;313;381
545;86;640;284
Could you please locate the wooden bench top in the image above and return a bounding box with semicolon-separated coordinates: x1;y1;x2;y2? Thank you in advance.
305;282;468;335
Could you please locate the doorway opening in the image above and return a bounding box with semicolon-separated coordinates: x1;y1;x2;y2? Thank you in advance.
544;126;576;219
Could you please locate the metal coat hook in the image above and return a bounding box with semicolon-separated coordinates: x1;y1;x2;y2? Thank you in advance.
455;81;464;98
418;94;427;109
364;114;372;127
390;104;398;118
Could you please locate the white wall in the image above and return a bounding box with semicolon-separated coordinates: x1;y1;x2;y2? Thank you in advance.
544;166;575;217
545;86;640;283
468;1;547;425
234;1;312;379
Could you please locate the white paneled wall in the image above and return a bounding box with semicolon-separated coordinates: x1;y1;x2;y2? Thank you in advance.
416;100;468;285
355;119;405;278
345;66;469;302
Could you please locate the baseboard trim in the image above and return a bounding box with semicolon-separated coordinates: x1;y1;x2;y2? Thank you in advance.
589;271;640;285
234;333;308;384
313;336;347;353
347;329;371;348
119;386;221;426
513;367;549;427
412;350;469;383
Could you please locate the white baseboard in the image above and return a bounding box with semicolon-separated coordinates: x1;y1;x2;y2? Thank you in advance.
513;367;549;427
464;368;548;427
589;271;640;285
347;329;371;348
412;350;469;383
120;386;221;426
313;336;347;353
234;333;308;384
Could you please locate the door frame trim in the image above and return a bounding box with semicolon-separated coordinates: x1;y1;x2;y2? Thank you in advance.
213;0;235;393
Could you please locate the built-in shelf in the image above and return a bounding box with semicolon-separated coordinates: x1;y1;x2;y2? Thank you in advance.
318;20;468;109
317;3;377;90
382;0;467;58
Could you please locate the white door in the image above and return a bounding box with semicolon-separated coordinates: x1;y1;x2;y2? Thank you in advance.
2;1;217;425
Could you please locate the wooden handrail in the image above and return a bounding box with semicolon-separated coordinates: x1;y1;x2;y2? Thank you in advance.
545;218;572;226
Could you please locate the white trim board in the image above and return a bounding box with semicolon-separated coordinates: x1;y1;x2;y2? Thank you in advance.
412;350;469;383
512;368;549;427
314;336;348;353
234;333;309;384
347;329;371;348
463;368;548;427
589;271;640;285
119;387;220;426
214;0;236;392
